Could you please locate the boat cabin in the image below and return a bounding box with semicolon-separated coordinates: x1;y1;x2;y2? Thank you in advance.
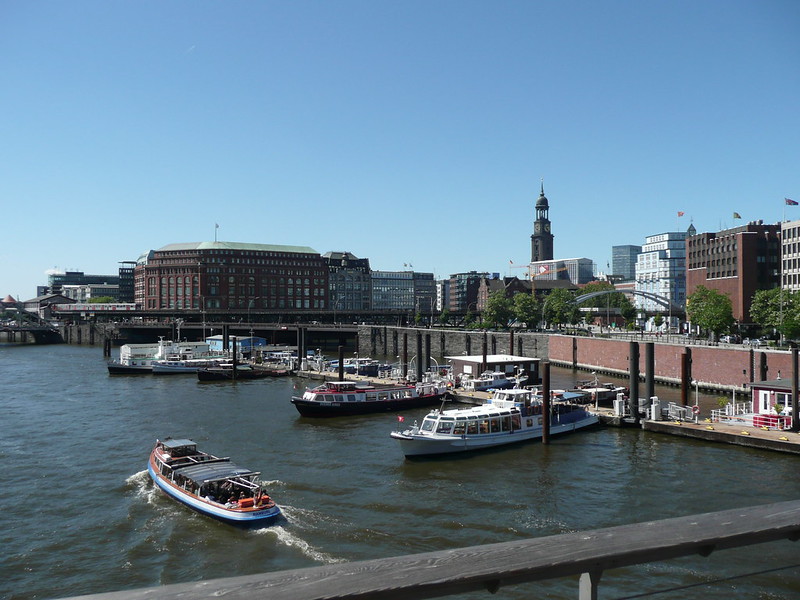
446;354;541;386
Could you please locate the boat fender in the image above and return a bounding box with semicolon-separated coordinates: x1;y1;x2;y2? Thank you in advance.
692;405;700;415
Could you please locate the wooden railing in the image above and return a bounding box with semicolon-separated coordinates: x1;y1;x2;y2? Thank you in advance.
61;499;800;600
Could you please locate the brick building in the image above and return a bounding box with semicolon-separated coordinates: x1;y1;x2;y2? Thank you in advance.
134;241;328;311
685;221;780;323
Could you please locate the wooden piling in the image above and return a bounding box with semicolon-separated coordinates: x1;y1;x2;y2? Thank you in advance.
542;361;550;445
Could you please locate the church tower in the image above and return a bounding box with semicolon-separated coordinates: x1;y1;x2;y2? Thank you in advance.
531;181;554;262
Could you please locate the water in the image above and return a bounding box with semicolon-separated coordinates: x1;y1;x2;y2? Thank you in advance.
1;344;799;600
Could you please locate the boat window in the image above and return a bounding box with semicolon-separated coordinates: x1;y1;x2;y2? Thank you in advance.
467;420;479;435
490;418;501;433
512;415;522;430
335;395;344;402
453;419;466;435
501;416;511;431
479;420;489;434
436;420;453;434
347;395;357;402
379;392;389;401
421;418;436;432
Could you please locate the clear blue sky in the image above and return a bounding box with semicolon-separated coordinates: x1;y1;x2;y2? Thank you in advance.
2;1;798;299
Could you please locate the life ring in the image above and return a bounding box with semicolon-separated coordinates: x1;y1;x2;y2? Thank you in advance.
692;405;700;415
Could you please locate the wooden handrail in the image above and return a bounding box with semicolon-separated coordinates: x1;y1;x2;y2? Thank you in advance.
60;499;800;600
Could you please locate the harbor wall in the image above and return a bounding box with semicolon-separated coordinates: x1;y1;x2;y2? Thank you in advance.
548;335;795;391
359;326;549;361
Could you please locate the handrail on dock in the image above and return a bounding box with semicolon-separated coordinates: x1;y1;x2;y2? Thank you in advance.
61;499;800;600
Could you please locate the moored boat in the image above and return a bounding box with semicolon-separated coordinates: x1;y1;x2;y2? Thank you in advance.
152;357;229;374
390;388;599;457
107;339;225;375
147;438;281;526
197;363;275;381
461;370;514;392
291;379;448;417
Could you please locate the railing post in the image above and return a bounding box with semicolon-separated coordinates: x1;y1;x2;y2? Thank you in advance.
579;569;602;600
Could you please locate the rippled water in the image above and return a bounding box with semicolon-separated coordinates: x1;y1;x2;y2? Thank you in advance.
1;344;799;599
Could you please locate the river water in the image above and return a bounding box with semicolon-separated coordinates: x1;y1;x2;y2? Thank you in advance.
2;344;799;600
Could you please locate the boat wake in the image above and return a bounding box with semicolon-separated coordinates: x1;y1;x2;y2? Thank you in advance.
254;505;345;564
126;469;159;504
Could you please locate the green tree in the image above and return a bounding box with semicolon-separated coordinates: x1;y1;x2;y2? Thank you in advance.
512;292;540;328
750;288;800;340
686;286;734;338
88;296;115;303
542;288;579;329
483;290;513;328
438;308;450;326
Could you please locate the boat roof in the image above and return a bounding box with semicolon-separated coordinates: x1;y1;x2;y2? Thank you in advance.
161;438;196;450
445;354;538;363
173;460;258;484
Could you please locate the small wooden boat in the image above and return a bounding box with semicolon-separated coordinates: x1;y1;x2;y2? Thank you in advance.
147;438;281;526
390;388;599;457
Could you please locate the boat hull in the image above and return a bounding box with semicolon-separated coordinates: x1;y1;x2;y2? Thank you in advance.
146;460;281;527
391;413;599;457
197;368;272;381
107;362;152;375
291;393;446;417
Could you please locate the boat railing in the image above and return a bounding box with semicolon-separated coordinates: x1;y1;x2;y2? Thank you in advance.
57;499;800;600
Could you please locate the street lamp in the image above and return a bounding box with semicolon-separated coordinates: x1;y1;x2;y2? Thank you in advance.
691;379;699;421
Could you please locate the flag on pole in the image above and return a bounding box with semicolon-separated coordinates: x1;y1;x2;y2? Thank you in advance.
733;212;742;219
786;198;798;206
677;211;685;217
397;415;405;422
509;259;513;265
215;223;219;228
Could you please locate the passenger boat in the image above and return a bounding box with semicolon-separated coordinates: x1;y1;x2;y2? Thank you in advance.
461;370;514;392
152;357;229;375
147;438;281;526
107;339;224;375
390;388;599;457
571;380;628;404
291;379;448;417
197;363;273;381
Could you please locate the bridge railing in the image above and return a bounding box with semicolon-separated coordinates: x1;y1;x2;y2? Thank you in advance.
60;499;800;600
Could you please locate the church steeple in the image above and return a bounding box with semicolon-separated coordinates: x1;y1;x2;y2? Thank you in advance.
531;179;554;262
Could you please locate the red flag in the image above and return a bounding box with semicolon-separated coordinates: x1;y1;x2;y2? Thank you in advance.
397;415;405;422
677;211;685;217
786;198;798;206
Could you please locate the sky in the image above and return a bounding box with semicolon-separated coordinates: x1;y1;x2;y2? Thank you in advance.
1;1;799;299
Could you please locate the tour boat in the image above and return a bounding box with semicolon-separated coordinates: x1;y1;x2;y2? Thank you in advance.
460;370;514;392
107;338;225;375
147;438;281;526
291;379;448;417
390;388;600;457
152;357;229;374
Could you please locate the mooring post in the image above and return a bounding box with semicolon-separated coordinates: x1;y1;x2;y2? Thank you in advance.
645;342;655;401
509;329;514;355
542;360;550;444
425;333;431;373
402;333;408;379
482;332;488;373
629;341;640;424
792;345;799;433
416;331;423;382
338;345;344;381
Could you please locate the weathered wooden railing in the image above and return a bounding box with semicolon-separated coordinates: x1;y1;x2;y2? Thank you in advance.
62;500;800;600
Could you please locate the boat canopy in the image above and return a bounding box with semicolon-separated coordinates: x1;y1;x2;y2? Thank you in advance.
161;438;196;451
173;461;259;485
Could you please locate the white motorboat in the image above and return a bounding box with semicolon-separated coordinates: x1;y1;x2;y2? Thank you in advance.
390;388;599;457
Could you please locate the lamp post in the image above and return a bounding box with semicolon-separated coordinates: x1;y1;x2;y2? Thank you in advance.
692;379;699;422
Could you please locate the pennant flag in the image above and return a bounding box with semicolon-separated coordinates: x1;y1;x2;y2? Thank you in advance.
786;198;798;206
397;415;405;422
509;259;513;265
733;212;742;219
677;211;685;217
215;223;219;228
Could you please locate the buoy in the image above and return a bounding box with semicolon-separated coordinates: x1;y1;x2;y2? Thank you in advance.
779;436;789;441
761;426;769;430
692;405;700;415
741;431;750;436
706;426;714;430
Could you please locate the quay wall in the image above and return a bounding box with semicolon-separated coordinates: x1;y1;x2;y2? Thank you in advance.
360;327;798;392
548;335;796;391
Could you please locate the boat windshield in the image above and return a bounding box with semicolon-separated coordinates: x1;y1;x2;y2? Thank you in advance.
420;418;436;432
